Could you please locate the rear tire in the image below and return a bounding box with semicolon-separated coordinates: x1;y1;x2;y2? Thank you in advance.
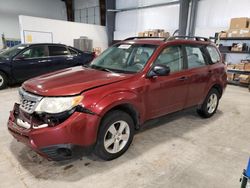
0;71;7;90
94;110;134;160
197;88;219;118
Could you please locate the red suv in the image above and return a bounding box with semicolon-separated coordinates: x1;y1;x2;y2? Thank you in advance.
7;36;227;161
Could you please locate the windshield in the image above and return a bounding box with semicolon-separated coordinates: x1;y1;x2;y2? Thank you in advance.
90;43;157;73
0;44;27;58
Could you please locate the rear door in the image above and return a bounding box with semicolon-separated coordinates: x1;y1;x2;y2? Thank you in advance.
145;45;190;118
183;45;211;108
12;45;50;81
48;45;78;71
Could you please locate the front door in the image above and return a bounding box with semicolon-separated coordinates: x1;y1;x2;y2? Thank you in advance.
145;45;189;118
12;45;50;82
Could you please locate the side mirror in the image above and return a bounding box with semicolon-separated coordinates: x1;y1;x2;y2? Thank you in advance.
14;56;25;61
147;64;170;78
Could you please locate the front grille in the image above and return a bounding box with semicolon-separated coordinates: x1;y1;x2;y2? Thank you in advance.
19;88;42;114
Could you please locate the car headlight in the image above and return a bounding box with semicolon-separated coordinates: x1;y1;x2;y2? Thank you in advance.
35;95;83;114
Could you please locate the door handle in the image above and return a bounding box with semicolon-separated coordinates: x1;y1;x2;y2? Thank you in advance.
38;60;48;63
178;76;188;81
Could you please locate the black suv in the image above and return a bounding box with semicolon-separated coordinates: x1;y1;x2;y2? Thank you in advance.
0;43;95;89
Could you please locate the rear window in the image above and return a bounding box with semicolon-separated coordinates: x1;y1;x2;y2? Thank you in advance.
49;46;69;56
206;46;220;63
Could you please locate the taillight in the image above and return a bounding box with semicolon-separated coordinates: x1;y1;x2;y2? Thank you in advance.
92;51;97;58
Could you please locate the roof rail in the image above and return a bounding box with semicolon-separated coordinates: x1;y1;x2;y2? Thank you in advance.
167;35;210;42
123;35;210;42
124;36;166;41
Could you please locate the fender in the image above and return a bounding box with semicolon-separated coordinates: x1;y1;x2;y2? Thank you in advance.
91;91;146;124
0;61;13;83
200;63;226;104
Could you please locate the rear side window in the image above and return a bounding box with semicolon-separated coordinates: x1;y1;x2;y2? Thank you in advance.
206;46;220;63
185;46;206;69
49;46;69;56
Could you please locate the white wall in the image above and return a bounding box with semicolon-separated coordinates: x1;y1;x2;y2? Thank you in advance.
0;0;67;48
195;0;250;37
19;15;108;52
114;1;179;40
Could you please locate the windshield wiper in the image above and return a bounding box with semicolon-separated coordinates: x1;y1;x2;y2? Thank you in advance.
90;65;114;73
103;68;114;73
82;64;89;68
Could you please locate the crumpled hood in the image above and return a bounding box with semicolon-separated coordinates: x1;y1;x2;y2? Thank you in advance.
23;66;132;96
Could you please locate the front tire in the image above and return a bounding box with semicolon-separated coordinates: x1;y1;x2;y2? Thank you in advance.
94;110;135;160
197;88;220;118
0;71;7;90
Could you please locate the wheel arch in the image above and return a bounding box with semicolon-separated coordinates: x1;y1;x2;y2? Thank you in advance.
99;103;140;130
0;69;10;84
210;84;223;98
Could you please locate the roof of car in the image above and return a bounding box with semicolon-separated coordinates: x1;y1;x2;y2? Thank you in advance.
24;43;68;47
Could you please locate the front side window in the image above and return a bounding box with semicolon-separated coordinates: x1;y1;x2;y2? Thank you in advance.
154;46;183;72
206;46;220;63
49;46;70;56
186;46;206;69
18;46;48;59
90;43;157;73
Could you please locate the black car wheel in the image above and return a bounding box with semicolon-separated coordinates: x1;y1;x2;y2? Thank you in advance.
197;88;220;118
0;71;7;90
94;110;135;160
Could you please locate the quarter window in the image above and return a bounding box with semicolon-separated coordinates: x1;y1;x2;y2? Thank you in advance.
68;48;78;55
155;46;183;72
186;46;206;69
206;46;220;63
49;46;69;56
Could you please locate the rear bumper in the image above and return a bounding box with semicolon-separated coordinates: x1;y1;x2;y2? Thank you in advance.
7;103;100;160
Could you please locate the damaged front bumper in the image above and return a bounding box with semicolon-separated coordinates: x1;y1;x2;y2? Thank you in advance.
7;103;100;161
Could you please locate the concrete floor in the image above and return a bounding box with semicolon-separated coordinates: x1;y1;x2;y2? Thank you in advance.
0;85;249;188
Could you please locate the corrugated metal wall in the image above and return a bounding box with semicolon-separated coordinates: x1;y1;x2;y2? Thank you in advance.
114;0;179;40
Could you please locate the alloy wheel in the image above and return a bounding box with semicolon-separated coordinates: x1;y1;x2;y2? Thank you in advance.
0;74;3;87
104;120;130;154
207;93;218;114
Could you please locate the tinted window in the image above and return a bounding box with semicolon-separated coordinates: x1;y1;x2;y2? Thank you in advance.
186;46;206;69
207;46;220;63
155;46;183;72
18;46;48;58
49;46;69;56
68;48;78;55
